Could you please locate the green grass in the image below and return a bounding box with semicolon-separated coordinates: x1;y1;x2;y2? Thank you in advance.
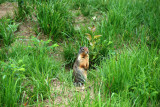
71;0;108;16
36;0;74;39
98;0;160;47
0;37;61;106
89;45;160;106
0;18;19;46
14;0;33;21
0;0;160;106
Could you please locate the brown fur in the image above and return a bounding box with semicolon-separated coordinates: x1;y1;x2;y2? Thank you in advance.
79;54;89;70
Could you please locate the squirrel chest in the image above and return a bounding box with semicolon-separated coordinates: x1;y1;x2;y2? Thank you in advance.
77;53;89;70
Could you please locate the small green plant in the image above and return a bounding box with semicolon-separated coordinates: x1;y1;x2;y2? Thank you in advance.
85;25;112;66
0;18;19;46
86;26;102;48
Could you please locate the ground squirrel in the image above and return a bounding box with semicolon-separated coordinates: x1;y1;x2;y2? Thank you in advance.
73;47;89;86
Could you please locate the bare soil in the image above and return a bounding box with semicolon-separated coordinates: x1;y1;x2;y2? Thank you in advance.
0;2;17;18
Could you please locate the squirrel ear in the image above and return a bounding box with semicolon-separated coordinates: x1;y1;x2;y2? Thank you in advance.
80;47;83;49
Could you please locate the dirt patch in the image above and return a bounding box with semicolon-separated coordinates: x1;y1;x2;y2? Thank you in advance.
15;20;37;39
72;10;105;31
72;10;89;30
44;79;95;106
0;2;41;40
0;2;17;19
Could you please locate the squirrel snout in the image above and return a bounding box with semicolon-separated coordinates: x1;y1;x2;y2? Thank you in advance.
85;51;89;54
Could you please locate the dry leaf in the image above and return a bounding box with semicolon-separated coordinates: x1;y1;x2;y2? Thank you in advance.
94;35;102;39
88;27;92;30
90;41;96;47
85;33;92;41
91;25;96;32
88;25;96;32
90;42;93;46
23;102;28;106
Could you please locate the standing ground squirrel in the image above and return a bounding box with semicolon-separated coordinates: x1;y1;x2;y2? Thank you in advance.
72;47;89;86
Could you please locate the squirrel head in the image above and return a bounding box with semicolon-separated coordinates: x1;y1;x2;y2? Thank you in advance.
79;47;89;55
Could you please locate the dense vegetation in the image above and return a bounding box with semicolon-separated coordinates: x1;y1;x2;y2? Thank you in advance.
0;0;160;106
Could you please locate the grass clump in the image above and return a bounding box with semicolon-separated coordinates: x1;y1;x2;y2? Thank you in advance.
0;18;19;46
0;59;25;107
36;1;74;39
14;0;32;21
